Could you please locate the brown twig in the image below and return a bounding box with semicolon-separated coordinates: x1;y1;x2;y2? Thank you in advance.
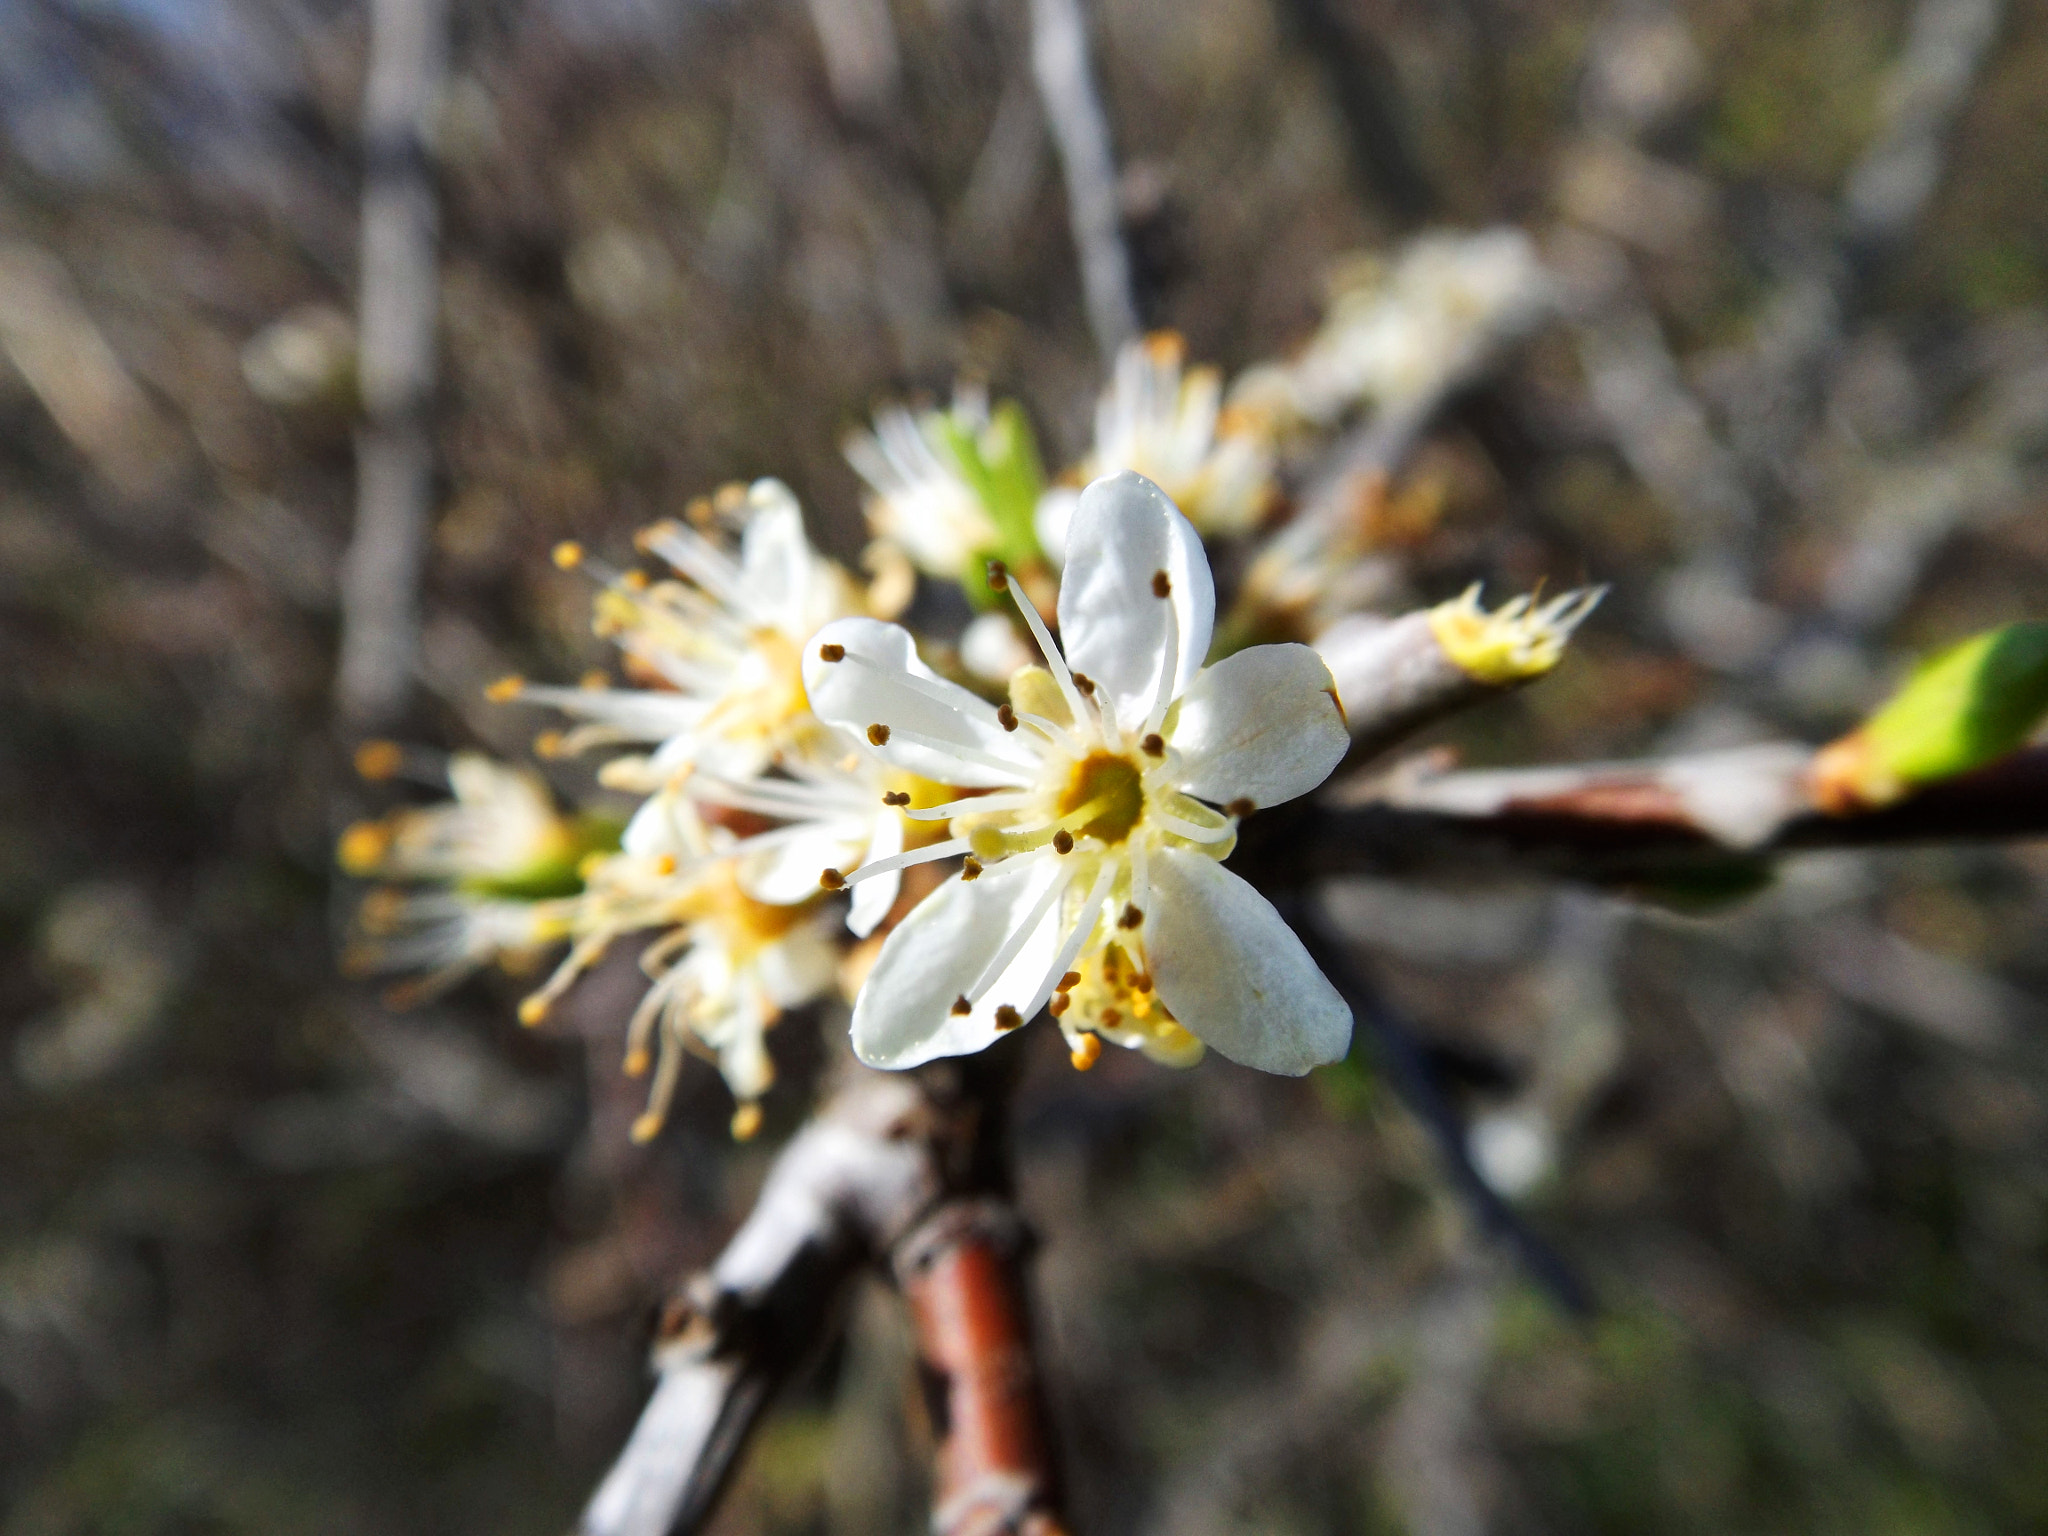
1232;744;2048;888
897;1201;1068;1536
336;0;448;730
580;1060;1070;1536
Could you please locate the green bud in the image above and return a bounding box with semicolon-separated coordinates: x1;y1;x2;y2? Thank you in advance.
933;399;1046;602
1812;622;2048;812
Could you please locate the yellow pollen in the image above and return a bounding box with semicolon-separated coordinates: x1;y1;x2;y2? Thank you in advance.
518;996;549;1026
621;569;649;592
1058;971;1081;992
534;730;566;758
1070;1033;1102;1071
1049;993;1071;1017
580;670;609;690
730;1102;764;1141
486;674;525;702
623;1046;651;1078
656;854;678;875
1058;752;1144;845
337;821;392;874
961;857;983;881
552;540;584;570
352;740;404;781
629;1111;663;1144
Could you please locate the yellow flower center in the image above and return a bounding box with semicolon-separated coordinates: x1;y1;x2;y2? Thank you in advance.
1057;752;1145;845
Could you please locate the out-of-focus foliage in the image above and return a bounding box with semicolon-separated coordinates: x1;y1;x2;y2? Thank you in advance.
1;0;2046;1533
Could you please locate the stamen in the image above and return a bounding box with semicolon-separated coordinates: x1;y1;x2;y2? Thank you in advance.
1151;569;1171;598
841;837;972;884
951;995;972;1015
883;790;911;806
1022;860;1117;1020
966;865;1075;1005
1226;797;1255;817
1144;572;1182;738
865;724;1038;784
1052;830;1074;855
997;704;1019;732
1001;572;1092;731
902;791;1035;822
994;1005;1024;1031
1155;812;1234;843
867;723;891;746
1070;1033;1102;1070
818;642;846;662
986;558;1010;591
1118;903;1143;929
819;868;846;891
1049;993;1071;1017
961;857;983;881
1142;733;1165;756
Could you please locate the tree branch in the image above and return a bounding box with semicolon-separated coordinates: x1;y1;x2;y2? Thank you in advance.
1029;0;1140;359
1251;743;2048;886
337;0;448;731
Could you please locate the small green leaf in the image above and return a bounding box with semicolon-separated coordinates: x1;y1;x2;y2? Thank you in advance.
1814;622;2048;810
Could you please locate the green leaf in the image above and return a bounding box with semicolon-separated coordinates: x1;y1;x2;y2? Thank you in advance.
1865;622;2048;789
930;399;1045;604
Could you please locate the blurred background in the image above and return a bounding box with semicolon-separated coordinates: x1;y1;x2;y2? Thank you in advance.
3;0;2048;1530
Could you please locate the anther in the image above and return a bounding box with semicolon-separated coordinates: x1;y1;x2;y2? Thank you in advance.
730;1103;763;1142
1226;797;1256;817
997;703;1019;732
1102;1007;1122;1026
1071;671;1097;697
960;857;983;881
883;790;911;806
352;740;403;781
655;854;678;875
820;868;846;891
1142;733;1165;756
518;996;548;1026
1052;829;1074;855
994;1005;1024;1031
1118;903;1144;929
986;558;1010;591
867;723;891;746
552;540;584;570
1132;973;1153;993
1057;971;1081;992
580;670;608;690
950;995;973;1016
1070;1033;1102;1070
621;570;649;592
486;674;525;702
819;642;846;662
1049;993;1071;1017
1152;569;1171;598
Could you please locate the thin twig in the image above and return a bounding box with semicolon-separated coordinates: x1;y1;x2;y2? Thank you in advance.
1029;0;1140;359
337;0;448;730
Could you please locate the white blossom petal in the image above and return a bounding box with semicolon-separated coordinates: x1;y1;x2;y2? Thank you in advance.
739;823;862;905
1172;644;1349;809
802;617;1033;786
1146;846;1351;1075
756;922;839;1010
847;809;903;938
851;859;1064;1069
621;792;692;858
736;480;810;628
1057;472;1214;731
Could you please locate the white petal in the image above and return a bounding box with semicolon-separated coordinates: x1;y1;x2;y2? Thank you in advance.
847;809;903;938
739;824;863;905
737;480;810;629
802;617;1033;787
756;922;838;1010
621;792;692;857
1145;845;1351;1075
1057;472;1214;731
851;858;1065;1069
1172;644;1349;809
1034;486;1079;566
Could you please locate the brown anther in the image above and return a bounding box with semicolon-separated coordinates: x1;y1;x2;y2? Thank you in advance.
867;723;891;746
1152;569;1172;598
1142;732;1165;756
883;790;911;806
960;857;983;881
352;740;403;781
1052;829;1075;855
994;1004;1024;1031
1072;671;1097;697
1118;903;1143;929
818;642;846;662
1102;1007;1122;1026
1132;972;1153;993
950;995;973;1016
997;703;1019;732
1226;797;1256;817
986;558;1010;591
621;569;649;592
1057;971;1081;992
1049;993;1071;1017
819;868;846;891
1070;1032;1102;1071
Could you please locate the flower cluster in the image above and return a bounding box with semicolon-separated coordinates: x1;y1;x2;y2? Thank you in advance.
339;228;1600;1142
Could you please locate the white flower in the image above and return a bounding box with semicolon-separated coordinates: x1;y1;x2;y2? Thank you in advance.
507;479;857;780
802;471;1354;1076
1281;229;1551;425
338;753;577;887
1039;334;1276;556
343;887;571;1003
614;866;840;1142
845;391;1003;579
